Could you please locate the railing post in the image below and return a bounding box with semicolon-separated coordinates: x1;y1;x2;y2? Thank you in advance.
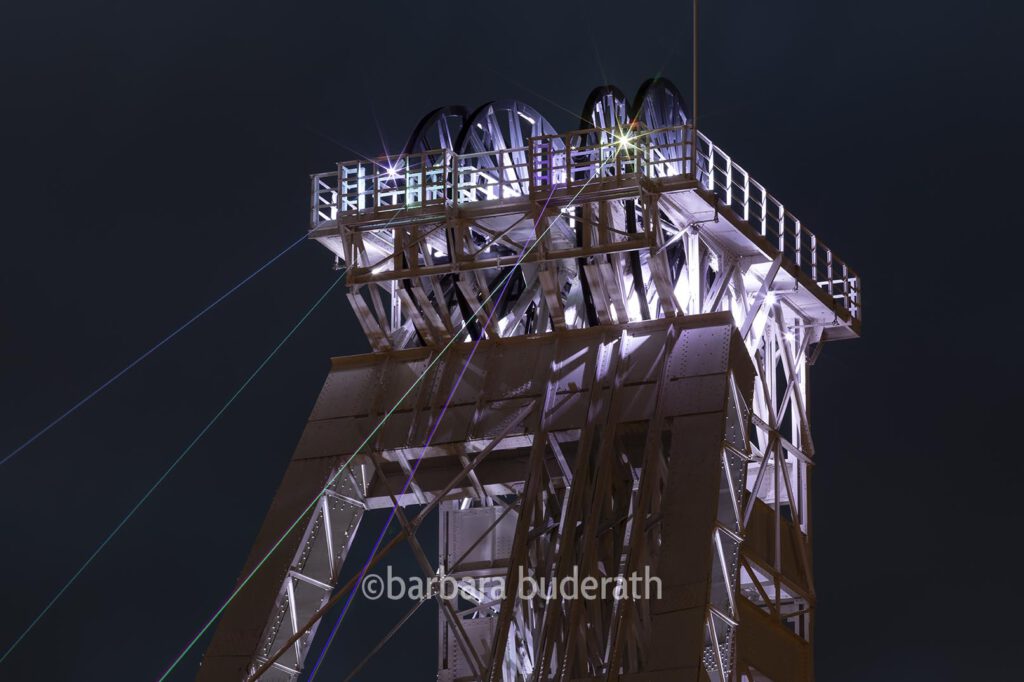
648;133;654;178
811;235;817;281
842;263;850;312
357;163;366;212
642;135;649;178
725;154;732;206
826;251;834;298
342;165;350;213
686;125;693;179
760;186;767;236
372;162;379;213
795;219;801;269
497;151;504;201
309;175;317;229
562;138;570;189
417;152;425;205
777;203;785;253
452;152;460;207
526;138;535;198
853;275;860;320
743;170;750;221
617;136;624;178
708;143;715;192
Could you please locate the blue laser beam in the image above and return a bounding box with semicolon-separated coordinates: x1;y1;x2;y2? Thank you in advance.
0;268;345;668
1;232;309;469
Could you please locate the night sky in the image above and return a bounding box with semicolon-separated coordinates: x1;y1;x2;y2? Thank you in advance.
1;1;1020;680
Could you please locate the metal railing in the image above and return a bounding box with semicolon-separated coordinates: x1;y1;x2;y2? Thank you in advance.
309;126;693;228
694;132;860;321
528;126;692;196
453;148;532;205
310;151;450;227
310;124;860;322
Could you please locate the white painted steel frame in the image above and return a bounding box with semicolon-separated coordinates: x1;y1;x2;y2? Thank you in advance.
203;114;856;682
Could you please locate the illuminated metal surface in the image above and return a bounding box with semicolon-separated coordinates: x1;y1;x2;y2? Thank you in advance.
200;79;859;682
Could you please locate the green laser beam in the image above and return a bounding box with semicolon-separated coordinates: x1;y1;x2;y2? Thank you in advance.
0;205;414;671
160;261;531;680
0;268;347;668
161;231;556;678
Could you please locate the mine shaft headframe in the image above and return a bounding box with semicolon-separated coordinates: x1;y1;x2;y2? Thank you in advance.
212;78;862;682
309;78;862;347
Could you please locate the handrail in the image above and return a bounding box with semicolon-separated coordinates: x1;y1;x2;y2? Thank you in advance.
694;131;860;321
310;123;859;322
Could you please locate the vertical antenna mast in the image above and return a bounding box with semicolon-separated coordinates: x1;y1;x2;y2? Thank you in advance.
693;0;699;132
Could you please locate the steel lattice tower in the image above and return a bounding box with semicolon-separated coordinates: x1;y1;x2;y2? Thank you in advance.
199;80;860;682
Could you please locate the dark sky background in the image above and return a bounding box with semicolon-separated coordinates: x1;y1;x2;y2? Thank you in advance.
1;1;1021;680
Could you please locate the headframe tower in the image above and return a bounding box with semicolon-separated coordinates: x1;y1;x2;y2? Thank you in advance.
199;79;860;681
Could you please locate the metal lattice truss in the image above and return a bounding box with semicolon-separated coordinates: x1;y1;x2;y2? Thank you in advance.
428;320;758;682
199;81;858;682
